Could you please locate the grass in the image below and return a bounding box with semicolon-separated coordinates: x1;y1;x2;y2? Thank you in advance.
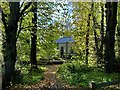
57;60;120;89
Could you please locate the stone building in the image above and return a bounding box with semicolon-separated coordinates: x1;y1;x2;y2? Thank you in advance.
56;36;74;58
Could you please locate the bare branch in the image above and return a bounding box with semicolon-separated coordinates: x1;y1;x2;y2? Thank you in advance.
16;2;33;40
18;2;32;21
20;2;24;9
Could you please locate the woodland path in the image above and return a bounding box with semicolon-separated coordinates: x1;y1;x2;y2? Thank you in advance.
9;64;84;90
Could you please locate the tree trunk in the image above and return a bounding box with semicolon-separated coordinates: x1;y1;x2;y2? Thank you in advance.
85;13;91;65
93;4;105;64
93;26;100;63
117;3;120;58
100;4;104;63
30;2;38;70
105;2;118;73
2;2;19;88
92;3;100;64
85;3;93;65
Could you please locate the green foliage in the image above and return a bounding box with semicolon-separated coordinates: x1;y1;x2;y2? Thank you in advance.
17;65;46;85
57;61;120;88
21;71;44;85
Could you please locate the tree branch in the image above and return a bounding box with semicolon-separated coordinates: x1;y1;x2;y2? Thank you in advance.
16;2;32;40
1;7;7;30
20;2;24;9
16;22;34;40
16;17;23;40
18;2;32;21
16;25;34;40
22;8;32;17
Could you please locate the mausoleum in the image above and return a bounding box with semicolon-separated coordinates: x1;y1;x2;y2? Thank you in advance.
56;36;74;58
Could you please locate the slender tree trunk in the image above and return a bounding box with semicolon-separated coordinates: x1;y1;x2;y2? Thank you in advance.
85;13;91;65
2;32;6;63
92;3;100;63
93;27;100;63
30;2;38;70
117;4;120;58
117;27;120;57
2;2;19;87
93;4;105;64
100;4;104;63
105;2;118;73
85;3;93;65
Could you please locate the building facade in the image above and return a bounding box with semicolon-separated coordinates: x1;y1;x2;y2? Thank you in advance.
56;36;74;59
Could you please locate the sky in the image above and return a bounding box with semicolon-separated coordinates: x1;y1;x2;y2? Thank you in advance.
37;2;74;30
51;2;74;30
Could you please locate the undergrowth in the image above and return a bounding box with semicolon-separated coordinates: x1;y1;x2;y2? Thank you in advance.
16;65;46;85
57;60;120;88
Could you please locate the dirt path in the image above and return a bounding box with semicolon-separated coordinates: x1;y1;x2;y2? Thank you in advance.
9;65;66;90
38;65;63;89
33;65;83;90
